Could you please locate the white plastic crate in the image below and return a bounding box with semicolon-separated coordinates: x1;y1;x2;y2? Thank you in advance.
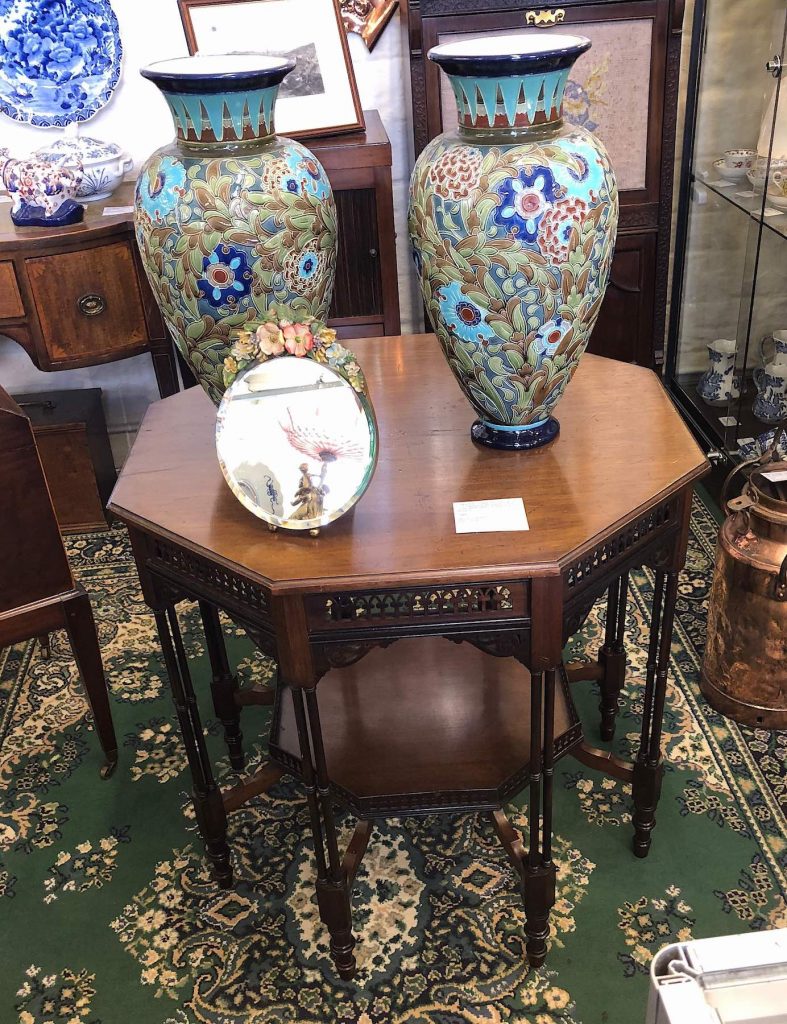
647;929;787;1023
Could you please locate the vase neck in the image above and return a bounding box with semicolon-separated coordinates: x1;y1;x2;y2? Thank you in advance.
140;54;294;147
448;68;570;131
429;32;590;132
160;84;279;146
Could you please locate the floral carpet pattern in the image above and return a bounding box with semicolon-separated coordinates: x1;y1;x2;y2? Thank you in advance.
1;495;786;1024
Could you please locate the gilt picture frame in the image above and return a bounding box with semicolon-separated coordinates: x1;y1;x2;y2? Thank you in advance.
178;0;365;138
340;0;398;52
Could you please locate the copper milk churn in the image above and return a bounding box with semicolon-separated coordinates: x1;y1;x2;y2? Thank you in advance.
701;433;787;728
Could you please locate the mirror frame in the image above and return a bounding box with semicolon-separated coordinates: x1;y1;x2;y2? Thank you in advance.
216;354;378;534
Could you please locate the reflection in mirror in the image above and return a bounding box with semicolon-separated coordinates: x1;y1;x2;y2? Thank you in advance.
216;356;377;533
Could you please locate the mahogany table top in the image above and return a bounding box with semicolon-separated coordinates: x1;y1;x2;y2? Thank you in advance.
108;335;708;594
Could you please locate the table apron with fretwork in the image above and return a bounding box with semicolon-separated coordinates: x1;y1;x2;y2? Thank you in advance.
123;479;692;978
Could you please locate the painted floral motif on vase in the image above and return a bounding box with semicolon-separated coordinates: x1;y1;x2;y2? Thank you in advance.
409;33;618;449
134;54;337;406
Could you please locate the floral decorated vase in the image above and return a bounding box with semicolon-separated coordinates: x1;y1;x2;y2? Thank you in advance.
408;33;618;449
134;54;337;405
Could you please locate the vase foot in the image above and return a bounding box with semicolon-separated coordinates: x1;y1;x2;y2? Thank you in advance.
471;417;559;451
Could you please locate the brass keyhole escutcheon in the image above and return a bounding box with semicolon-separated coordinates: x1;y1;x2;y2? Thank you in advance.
78;293;106;317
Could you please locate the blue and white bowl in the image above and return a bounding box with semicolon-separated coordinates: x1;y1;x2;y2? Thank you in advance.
34;134;132;201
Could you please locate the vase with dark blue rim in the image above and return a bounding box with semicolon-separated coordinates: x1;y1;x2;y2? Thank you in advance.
139;53;295;146
134;53;338;405
409;32;618;452
434;32;590;135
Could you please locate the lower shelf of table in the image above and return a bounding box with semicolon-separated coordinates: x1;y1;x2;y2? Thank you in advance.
268;636;583;818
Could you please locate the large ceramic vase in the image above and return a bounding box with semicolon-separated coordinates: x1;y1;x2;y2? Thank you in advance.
409;33;618;449
135;54;337;405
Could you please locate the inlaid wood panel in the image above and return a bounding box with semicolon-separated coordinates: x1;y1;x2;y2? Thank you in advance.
0;259;24;318
26;241;148;363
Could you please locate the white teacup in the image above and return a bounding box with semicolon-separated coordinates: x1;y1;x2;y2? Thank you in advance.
771;170;787;197
724;148;755;170
747;157;787;190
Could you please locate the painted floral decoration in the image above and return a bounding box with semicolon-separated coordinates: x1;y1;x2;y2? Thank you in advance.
492;165;566;243
563;80;598;133
223;306;367;395
198;244;253;309
437;280;496;346
538;195;590;263
428;146;483;201
138;157;187;223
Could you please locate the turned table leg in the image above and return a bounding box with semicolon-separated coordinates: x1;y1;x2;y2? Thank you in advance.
297;686;356;979
155;607;233;888
632;570;678;858
199;601;244;771
522;666;558;967
598;572;629;741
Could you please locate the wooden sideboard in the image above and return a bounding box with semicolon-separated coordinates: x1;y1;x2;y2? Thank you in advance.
401;0;685;368
0;185;180;398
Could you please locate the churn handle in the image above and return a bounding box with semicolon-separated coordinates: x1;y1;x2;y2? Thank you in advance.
777;555;787;602
721;421;787;516
721;457;760;516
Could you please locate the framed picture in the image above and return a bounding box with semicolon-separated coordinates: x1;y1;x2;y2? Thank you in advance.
178;0;365;138
340;1;398;52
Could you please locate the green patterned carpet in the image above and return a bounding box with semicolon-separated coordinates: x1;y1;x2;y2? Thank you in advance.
1;495;786;1024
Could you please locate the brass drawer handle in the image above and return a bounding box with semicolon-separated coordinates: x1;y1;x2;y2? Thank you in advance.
525;8;566;26
78;293;106;317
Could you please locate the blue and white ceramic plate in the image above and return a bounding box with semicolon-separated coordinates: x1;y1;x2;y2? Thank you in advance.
0;0;123;126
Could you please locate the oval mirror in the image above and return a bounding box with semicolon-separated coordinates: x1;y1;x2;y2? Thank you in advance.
216;355;378;532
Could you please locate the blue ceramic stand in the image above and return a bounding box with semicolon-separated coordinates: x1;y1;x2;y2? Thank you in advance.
10;200;85;228
471;417;560;450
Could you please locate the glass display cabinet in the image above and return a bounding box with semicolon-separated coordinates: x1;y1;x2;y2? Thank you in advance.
667;0;787;466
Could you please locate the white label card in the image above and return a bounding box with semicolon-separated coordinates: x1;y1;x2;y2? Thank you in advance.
708;179;734;188
718;415;738;427
0;195;11;203
453;498;529;534
736;190;756;198
103;205;134;215
762;468;787;482
763;207;784;217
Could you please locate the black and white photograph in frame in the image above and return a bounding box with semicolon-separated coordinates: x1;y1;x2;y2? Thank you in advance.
178;0;365;137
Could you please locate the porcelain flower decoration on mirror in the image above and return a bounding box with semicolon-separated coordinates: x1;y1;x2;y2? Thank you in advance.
223;308;367;396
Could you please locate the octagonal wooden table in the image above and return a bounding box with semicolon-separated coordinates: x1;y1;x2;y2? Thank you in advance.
109;335;708;979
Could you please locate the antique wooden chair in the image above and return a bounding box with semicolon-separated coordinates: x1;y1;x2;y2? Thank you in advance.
0;387;117;777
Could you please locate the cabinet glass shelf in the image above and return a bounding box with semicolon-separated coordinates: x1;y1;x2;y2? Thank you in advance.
667;0;787;474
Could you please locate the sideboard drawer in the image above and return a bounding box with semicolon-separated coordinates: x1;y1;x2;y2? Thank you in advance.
0;260;24;319
26;241;149;365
